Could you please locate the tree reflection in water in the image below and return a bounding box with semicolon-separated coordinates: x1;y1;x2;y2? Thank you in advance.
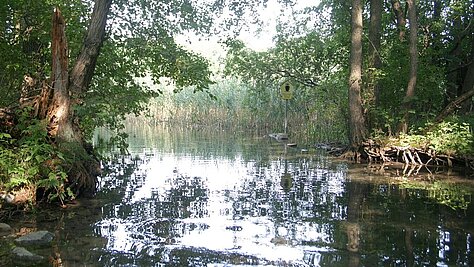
51;127;474;266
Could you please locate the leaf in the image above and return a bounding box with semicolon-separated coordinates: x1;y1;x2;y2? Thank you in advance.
0;133;12;139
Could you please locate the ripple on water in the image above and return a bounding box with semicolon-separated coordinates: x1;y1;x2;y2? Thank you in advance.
61;128;474;266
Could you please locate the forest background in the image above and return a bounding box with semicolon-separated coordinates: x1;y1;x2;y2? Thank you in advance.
0;0;473;205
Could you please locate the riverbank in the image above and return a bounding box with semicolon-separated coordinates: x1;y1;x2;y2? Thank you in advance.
315;140;474;175
362;139;474;171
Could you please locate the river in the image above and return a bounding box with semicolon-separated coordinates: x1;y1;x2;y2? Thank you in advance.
3;124;474;266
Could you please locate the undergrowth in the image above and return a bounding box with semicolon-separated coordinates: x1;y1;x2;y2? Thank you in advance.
372;119;474;157
0;108;74;206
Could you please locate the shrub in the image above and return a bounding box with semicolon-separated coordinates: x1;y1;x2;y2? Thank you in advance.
0;108;74;205
426;121;473;156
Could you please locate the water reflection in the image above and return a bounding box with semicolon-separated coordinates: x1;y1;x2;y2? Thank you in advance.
44;126;474;265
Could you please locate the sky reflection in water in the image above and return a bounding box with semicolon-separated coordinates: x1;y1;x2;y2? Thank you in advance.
90;127;474;266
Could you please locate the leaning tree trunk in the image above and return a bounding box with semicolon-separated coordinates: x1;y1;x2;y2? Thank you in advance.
43;1;112;195
435;54;474;123
69;0;112;96
348;0;368;150
398;0;418;134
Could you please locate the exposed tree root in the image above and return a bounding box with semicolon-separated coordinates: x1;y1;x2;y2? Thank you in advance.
361;140;472;171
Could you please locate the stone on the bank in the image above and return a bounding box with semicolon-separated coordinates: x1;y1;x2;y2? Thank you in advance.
11;246;44;262
0;223;12;236
14;230;54;246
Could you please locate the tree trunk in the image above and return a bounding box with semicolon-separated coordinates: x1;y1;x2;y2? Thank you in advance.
49;8;75;143
369;0;382;106
391;0;406;41
445;16;464;107
435;58;474;122
430;0;442;65
1;2;111;197
398;0;418;134
349;0;368;148
69;0;112;95
44;2;112;195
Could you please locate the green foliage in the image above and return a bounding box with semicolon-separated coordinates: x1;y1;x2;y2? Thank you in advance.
1;0;219;155
375;119;474;157
426;121;473;156
77;36;214;153
74;0;218;152
36;169;73;204
0;134;15;184
0;108;72;204
223;30;349;143
224;31;335;89
0;0;88;106
372;0;473;131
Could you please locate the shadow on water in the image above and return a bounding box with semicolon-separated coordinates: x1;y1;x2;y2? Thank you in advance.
2;124;474;266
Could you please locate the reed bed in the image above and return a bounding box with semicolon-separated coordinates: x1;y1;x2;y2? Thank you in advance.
127;79;348;145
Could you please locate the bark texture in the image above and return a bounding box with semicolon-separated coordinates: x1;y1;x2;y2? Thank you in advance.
369;0;383;106
398;0;418;134
49;8;75;143
69;0;112;95
348;0;368;148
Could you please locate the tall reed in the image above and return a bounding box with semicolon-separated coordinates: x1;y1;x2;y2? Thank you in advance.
132;78;347;145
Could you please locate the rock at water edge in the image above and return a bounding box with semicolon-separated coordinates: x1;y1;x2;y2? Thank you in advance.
0;223;12;236
14;231;54;247
11;246;44;262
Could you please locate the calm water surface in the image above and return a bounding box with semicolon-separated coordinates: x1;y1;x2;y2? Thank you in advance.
5;125;474;266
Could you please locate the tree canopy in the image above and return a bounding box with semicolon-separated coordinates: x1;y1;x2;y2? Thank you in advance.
224;0;474;137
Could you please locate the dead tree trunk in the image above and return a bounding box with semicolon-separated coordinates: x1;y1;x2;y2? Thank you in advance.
49;8;75;143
